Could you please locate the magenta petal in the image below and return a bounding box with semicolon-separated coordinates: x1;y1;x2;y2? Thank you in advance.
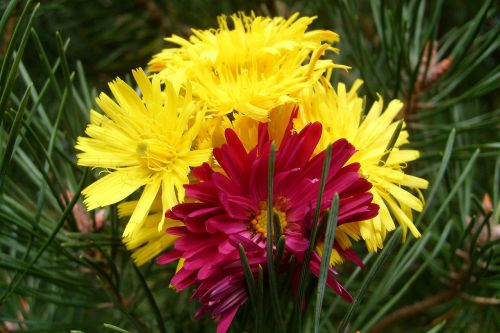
183;249;221;270
223;255;266;270
336;176;372;198
224;129;248;160
228;234;263;252
328;139;355;175
277;107;298;150
338;204;379;224
285;232;309;253
220;193;256;219
309;253;352;302
302;138;355;180
171;267;197;291
277;122;322;171
336;245;364;267
274;168;302;199
301;149;326;178
216;305;239;333
192;162;214;181
165;210;176;219
194;306;209;320
337;193;378;223
156;249;182;264
248;152;269;201
218;239;237;254
213;129;249;189
206;215;246;234
188;206;221;218
197;264;219;280
326;272;352;302
206;276;241;299
175;234;223;252
286;204;310;222
212;173;241;196
185;182;219;204
213;288;247;316
325;172;363;198
184;219;209;233
257;122;270;151
167;226;187;236
287;178;320;209
338;192;373;210
170;202;210;219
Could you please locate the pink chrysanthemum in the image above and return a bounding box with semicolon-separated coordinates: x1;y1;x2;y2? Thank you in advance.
158;120;378;333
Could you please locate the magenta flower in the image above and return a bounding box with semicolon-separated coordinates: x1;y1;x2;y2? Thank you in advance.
157;120;378;333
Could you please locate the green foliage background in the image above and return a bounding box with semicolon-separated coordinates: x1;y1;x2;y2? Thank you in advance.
0;0;498;332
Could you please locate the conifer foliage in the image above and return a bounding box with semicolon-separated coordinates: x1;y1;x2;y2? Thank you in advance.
0;1;498;332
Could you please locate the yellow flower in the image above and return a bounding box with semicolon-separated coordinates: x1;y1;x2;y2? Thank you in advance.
230;104;296;151
76;69;211;237
119;194;181;266
194;116;231;151
149;12;346;122
295;78;429;252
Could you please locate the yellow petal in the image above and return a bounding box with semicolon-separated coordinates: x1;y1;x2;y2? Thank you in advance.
401;174;429;189
123;176;162;237
129;233;178;266
380;192;421;239
118;201;138;218
236;102;270;122
90;110;104;125
386;149;420;164
183;149;212;166
124;217;181;266
160;174;179;230
82;168;148;210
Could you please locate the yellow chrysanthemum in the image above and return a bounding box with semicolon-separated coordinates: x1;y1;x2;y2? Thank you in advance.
194;116;231;151
230;104;295;151
149;12;346;122
119;194;181;266
295;78;429;251
76;69;211;237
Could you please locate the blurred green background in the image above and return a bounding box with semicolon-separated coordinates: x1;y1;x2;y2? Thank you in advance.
0;0;499;332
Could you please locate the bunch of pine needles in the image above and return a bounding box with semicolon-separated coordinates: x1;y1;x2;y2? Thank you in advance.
0;1;498;332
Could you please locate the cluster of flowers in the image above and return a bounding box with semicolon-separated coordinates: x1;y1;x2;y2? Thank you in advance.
76;12;428;333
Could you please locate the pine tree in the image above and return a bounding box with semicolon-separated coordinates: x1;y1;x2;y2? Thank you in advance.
1;1;498;332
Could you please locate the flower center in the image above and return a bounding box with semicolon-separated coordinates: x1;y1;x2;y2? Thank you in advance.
250;202;287;239
136;139;177;172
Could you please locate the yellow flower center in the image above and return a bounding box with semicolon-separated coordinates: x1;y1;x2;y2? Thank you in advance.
136;139;177;172
250;202;287;239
